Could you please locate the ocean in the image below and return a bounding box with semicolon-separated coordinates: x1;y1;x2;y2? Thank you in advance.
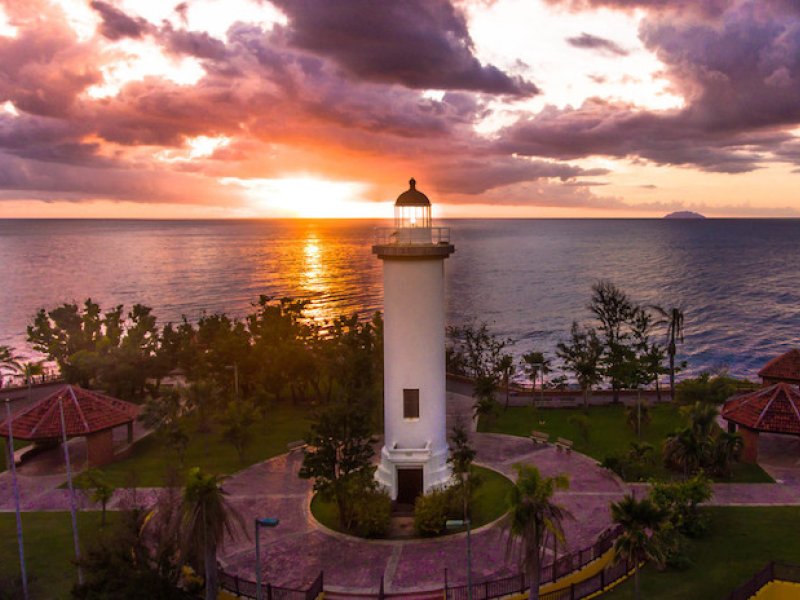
1;218;799;380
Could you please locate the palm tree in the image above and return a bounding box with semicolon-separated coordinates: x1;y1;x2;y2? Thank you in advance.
611;495;667;600
652;307;684;402
182;468;245;600
663;427;707;478
686;401;718;434
0;345;22;388
712;431;743;477
505;464;571;600
21;360;45;399
498;354;515;410
520;351;550;399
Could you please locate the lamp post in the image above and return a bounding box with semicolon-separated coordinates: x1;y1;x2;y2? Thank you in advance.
255;517;279;600
5;400;29;600
446;519;472;600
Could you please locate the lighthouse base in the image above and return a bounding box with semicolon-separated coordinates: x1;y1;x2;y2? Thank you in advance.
376;442;452;502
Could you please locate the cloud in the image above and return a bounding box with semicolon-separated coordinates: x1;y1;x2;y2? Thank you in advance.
90;1;153;40
566;33;628;56
499;0;800;173
269;0;538;96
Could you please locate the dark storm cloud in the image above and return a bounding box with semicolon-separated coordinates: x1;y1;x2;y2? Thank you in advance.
269;0;538;96
90;1;153;40
500;0;800;173
566;33;628;56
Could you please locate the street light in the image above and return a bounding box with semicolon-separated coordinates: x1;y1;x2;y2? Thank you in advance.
255;517;279;600
446;519;472;600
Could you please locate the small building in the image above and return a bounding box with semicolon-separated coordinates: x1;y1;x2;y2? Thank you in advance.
721;382;800;463
758;349;800;386
0;384;139;468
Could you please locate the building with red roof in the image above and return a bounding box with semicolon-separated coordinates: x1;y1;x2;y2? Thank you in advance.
758;349;800;386
0;384;139;467
722;382;800;463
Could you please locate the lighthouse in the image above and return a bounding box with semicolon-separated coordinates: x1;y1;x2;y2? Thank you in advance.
372;179;455;504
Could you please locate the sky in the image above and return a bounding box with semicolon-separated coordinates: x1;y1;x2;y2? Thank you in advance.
0;0;799;218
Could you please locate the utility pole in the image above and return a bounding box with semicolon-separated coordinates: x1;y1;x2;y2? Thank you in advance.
59;398;83;585
5;400;29;600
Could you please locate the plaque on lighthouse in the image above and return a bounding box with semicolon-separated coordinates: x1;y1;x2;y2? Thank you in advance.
372;179;455;504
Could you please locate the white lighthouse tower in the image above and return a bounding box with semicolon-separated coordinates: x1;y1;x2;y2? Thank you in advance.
373;179;455;504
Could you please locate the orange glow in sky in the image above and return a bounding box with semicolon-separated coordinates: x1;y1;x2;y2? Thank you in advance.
0;0;798;218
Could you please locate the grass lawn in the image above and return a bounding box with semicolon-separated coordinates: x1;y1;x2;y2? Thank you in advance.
605;507;800;599
480;404;773;483
74;402;313;488
311;465;513;537
0;511;116;599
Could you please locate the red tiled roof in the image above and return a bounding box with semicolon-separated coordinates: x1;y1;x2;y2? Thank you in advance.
758;349;800;383
0;385;139;440
722;382;800;434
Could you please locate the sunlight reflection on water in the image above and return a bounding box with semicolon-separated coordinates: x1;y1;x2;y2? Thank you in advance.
1;218;798;379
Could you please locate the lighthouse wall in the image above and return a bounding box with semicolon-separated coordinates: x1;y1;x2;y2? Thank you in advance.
377;256;450;497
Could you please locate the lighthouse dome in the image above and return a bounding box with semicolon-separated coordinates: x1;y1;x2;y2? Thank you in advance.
395;178;430;207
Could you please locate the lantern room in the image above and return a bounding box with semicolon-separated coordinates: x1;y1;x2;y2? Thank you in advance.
394;178;431;229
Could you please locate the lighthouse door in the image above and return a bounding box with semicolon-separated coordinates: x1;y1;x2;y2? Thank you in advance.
396;468;424;506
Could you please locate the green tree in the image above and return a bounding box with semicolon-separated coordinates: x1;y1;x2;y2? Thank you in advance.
448;421;477;517
219;399;257;463
472;373;499;423
588;281;636;402
140;390;189;464
675;372;743;406
505;465;571;600
181;468;244;600
611;494;667;600
299;399;376;531
556;322;603;409
652;306;685;402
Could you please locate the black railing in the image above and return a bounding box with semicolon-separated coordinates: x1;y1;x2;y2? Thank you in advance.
219;570;324;600
726;562;800;600
446;525;623;600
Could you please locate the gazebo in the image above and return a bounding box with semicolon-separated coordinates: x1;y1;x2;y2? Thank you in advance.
721;382;800;463
758;349;800;386
0;384;139;467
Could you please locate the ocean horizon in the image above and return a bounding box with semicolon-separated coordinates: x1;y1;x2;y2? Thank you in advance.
2;217;799;381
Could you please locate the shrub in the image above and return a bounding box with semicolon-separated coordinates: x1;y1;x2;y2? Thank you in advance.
352;488;391;538
675;372;753;406
414;488;452;536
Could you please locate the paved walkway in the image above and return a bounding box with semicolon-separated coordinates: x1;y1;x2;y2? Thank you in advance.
217;393;626;593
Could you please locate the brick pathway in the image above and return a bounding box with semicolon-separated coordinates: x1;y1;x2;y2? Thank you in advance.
217;393;626;593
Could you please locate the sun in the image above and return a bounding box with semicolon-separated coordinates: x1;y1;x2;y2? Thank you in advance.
223;176;392;218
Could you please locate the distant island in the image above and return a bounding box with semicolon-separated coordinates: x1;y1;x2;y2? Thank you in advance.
664;211;706;219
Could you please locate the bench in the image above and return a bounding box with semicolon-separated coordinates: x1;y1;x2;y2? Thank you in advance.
286;440;307;452
555;437;573;453
530;430;550;445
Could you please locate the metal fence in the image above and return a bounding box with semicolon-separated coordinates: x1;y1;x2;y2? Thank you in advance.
446;525;623;600
220;570;323;600
726;562;800;600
